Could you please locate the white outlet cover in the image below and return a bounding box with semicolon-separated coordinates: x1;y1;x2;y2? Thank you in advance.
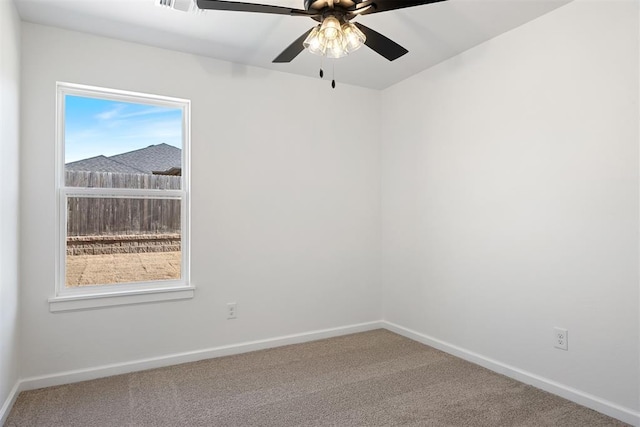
554;327;568;351
227;302;237;319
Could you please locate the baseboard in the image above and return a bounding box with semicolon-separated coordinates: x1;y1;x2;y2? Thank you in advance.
0;380;21;426
19;321;383;392
382;321;640;427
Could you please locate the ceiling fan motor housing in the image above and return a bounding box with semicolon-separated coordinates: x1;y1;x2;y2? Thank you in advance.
304;0;359;13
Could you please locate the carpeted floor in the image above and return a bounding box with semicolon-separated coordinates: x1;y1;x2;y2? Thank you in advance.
6;329;629;426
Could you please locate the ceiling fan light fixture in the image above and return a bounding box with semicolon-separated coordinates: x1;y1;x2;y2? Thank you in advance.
303;14;365;58
342;22;366;53
325;37;348;58
319;15;341;41
303;26;326;55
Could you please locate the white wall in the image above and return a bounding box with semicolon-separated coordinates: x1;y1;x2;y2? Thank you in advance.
0;0;21;420
19;23;382;379
381;0;639;415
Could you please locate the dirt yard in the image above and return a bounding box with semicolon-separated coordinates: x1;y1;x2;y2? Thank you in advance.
66;251;181;287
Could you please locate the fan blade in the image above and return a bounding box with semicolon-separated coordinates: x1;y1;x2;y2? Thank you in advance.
196;0;316;16
353;23;408;61
273;29;313;63
354;0;447;16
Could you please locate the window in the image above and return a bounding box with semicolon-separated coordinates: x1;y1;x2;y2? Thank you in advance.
51;83;192;311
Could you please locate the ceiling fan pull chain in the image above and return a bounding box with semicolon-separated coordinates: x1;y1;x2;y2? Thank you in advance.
319;56;324;79
331;62;336;89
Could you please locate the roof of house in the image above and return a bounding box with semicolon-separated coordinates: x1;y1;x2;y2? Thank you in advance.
109;143;182;174
65;143;182;174
65;155;144;174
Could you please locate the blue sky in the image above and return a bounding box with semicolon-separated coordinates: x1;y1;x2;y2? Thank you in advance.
64;95;183;163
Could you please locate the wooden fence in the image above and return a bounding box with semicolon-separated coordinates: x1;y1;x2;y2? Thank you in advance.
66;171;182;237
66;170;181;190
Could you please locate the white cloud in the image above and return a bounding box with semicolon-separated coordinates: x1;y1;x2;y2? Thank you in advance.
95;105;175;121
95;104;126;120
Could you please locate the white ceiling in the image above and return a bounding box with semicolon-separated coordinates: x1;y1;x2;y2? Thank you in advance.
14;0;572;89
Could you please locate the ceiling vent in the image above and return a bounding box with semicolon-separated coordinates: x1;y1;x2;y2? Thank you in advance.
154;0;195;13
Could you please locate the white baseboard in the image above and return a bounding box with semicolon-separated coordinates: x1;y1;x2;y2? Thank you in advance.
19;321;383;392
0;380;21;426
382;321;640;427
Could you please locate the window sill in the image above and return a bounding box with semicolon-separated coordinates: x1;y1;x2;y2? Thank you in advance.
49;286;195;312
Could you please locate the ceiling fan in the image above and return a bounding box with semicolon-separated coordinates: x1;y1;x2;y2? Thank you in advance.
196;0;447;63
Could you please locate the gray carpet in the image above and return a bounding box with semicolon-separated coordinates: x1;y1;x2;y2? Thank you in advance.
6;329;629;426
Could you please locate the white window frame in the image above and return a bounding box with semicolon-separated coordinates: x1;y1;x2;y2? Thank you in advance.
50;82;193;312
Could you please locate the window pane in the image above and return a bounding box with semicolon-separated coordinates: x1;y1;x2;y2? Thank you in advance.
66;196;181;287
64;95;183;189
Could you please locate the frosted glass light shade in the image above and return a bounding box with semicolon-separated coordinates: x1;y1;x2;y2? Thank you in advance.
303;26;325;55
342;22;366;53
325;36;348;58
320;15;341;41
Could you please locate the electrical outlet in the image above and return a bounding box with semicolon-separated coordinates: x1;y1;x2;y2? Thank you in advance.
227;302;237;320
554;327;568;350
